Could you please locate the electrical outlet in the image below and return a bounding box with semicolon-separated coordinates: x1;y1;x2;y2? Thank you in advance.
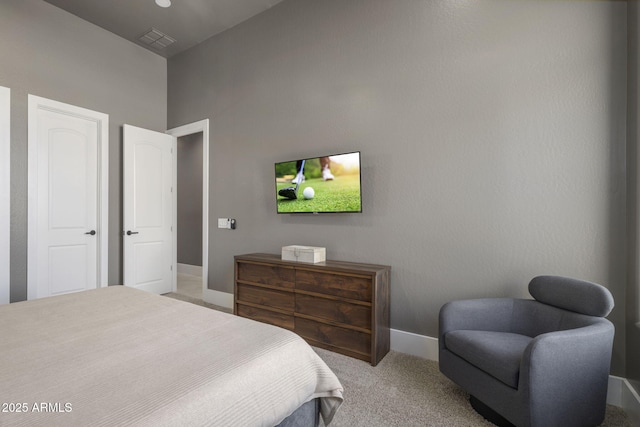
217;218;235;229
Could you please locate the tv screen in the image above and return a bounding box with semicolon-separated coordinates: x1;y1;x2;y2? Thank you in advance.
275;151;362;214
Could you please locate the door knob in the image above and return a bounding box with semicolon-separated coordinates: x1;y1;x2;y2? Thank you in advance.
126;230;139;236
85;230;96;235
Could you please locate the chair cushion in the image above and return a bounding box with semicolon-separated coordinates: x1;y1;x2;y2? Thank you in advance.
444;330;532;388
528;275;614;317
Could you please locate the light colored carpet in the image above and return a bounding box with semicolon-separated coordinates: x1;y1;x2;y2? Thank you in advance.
163;293;632;427
314;347;631;427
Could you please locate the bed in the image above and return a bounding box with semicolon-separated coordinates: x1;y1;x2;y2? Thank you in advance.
0;286;343;426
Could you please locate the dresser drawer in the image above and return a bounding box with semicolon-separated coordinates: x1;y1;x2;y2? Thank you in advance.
295;317;371;356
295;270;372;301
237;304;294;330
237;284;294;312
296;293;371;330
236;262;295;289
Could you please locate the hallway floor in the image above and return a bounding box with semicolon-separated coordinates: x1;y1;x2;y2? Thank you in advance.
176;272;202;300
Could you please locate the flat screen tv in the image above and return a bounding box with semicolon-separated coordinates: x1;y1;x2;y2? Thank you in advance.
275;151;362;214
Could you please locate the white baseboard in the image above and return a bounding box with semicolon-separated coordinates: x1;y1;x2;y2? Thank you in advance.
607;376;625;407
608;376;640;424
390;328;439;361
203;288;233;308
624;380;640;426
177;263;202;277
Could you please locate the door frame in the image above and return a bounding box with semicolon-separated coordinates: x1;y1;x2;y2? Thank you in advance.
166;120;210;300
27;95;109;300
0;87;9;304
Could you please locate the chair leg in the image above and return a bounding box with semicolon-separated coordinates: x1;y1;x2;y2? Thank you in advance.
469;395;516;427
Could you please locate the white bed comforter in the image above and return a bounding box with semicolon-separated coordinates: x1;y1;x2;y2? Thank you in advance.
0;286;343;426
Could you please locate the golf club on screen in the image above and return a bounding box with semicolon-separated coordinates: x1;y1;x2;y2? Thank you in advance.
278;159;305;200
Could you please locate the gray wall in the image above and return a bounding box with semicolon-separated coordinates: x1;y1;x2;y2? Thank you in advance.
628;1;640;396
2;0;630;380
177;132;203;266
168;0;628;374
0;0;167;301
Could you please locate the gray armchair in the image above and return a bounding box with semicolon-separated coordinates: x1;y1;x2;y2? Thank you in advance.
439;275;615;427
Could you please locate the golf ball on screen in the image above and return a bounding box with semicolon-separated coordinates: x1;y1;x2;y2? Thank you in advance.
303;187;315;199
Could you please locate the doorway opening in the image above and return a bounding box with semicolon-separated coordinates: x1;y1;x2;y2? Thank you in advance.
176;131;203;300
166;120;209;302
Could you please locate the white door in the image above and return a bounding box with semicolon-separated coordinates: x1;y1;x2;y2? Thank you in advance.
28;95;109;300
123;124;175;294
0;86;9;304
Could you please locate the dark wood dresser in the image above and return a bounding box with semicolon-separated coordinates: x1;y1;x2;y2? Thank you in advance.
234;253;391;366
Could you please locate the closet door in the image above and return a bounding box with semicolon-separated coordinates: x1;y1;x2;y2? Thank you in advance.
27;95;109;300
0;86;9;304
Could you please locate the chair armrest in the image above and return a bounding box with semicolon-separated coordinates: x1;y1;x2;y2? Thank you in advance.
519;321;614;425
439;298;517;348
522;321;614;373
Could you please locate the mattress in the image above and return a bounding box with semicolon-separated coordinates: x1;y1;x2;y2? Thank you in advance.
0;286;343;426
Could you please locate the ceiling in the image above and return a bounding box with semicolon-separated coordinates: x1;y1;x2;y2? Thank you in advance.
42;0;284;58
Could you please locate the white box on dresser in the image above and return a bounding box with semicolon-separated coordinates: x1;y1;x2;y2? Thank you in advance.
281;245;326;263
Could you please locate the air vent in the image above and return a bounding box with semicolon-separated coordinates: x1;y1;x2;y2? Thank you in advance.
137;28;176;50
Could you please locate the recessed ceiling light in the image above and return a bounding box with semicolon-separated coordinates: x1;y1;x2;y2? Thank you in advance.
155;0;171;8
